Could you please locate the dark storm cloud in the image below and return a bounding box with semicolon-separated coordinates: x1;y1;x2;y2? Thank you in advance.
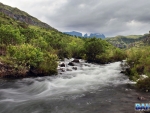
1;0;150;36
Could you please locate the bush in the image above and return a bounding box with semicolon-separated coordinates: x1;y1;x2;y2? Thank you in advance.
6;44;58;76
126;46;150;80
112;48;126;61
84;38;105;62
0;24;25;45
38;52;58;75
7;44;44;67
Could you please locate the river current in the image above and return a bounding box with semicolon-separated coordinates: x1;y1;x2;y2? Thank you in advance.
0;60;149;113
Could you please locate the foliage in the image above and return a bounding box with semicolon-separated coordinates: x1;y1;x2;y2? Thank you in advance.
7;44;43;67
38;52;58;75
0;8;126;77
126;46;150;80
84;38;126;63
6;44;58;76
84;38;105;62
96;48;126;63
105;35;146;49
0;24;25;45
125;46;150;91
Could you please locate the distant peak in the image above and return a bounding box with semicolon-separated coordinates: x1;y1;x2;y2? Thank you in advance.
63;31;105;39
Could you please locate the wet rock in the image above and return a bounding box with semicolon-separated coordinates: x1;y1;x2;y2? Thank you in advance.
59;63;65;67
72;59;80;63
120;71;125;73
57;68;65;72
72;67;77;70
60;68;65;72
68;62;75;66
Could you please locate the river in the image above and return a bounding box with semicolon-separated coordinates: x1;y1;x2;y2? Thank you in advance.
0;60;149;113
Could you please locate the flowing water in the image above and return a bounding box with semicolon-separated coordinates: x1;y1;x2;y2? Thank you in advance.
0;60;149;113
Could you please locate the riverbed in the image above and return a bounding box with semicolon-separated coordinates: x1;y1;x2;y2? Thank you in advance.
0;61;149;113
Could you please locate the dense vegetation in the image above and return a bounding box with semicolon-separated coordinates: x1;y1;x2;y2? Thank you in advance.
0;2;150;93
123;46;150;92
106;34;150;92
0;12;126;78
106;34;149;49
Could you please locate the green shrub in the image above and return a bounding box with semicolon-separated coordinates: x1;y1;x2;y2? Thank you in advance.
0;24;25;45
126;46;150;81
6;44;58;76
84;38;105;62
7;44;43;67
38;52;58;75
112;48;126;61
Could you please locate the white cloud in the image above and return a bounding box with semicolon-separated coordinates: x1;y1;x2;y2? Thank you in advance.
1;0;150;36
126;20;142;27
78;4;86;8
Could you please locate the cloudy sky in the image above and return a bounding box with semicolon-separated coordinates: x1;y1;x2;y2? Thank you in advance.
1;0;150;37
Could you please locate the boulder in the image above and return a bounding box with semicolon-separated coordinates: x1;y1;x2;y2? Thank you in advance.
120;71;125;73
72;59;80;63
72;67;77;70
59;63;65;67
61;68;65;72
68;62;75;66
58;68;65;72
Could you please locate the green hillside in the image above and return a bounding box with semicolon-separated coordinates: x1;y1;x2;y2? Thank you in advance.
0;3;126;78
106;35;142;48
0;2;54;29
1;2;150;92
106;34;150;48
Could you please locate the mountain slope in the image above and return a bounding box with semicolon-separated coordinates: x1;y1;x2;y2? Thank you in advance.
0;2;54;30
0;2;126;78
106;34;150;48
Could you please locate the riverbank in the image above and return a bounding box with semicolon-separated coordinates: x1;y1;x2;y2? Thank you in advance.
0;62;34;78
0;56;124;79
0;61;149;113
0;60;57;78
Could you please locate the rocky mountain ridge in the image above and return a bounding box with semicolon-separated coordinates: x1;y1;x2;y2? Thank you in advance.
64;31;105;39
0;2;54;30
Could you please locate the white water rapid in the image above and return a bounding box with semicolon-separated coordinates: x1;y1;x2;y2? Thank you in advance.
0;60;146;113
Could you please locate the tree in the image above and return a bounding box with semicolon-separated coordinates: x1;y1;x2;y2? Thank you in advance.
85;38;105;62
